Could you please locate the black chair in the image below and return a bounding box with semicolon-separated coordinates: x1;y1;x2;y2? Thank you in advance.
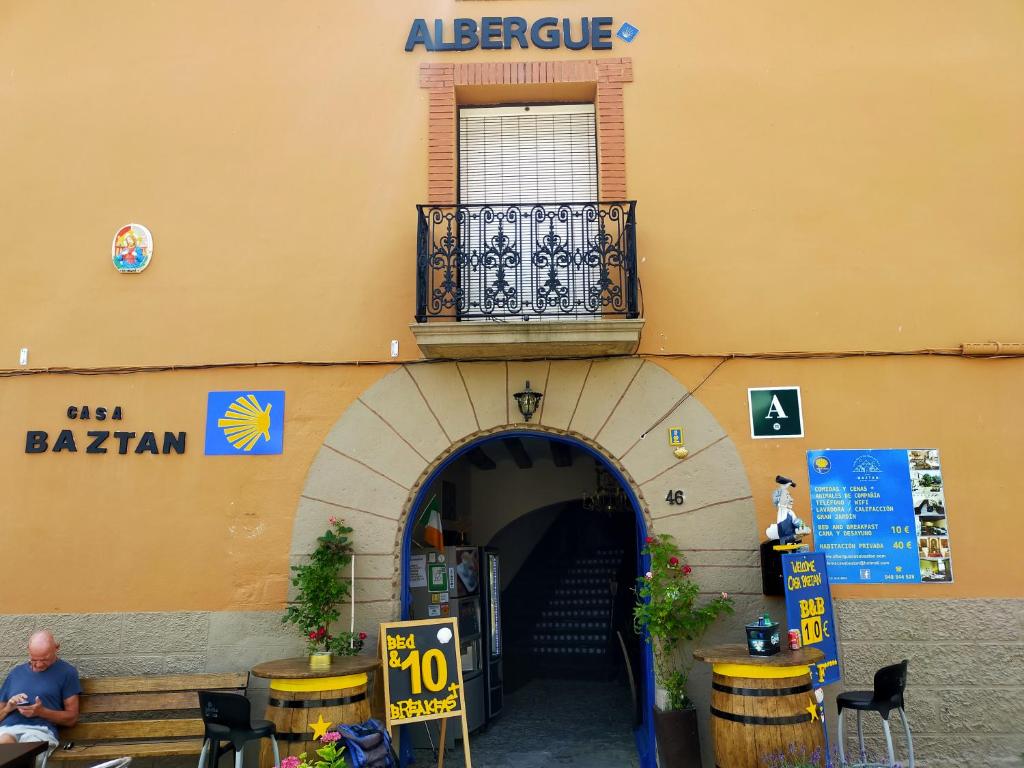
836;660;914;768
198;691;280;768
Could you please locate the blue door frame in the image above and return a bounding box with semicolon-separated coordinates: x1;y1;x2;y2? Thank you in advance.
397;430;656;768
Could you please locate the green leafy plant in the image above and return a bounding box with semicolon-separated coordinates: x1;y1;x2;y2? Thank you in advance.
283;517;366;655
280;732;347;768
633;533;734;710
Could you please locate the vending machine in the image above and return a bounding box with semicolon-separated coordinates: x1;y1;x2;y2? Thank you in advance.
445;546;486;735
481;547;503;722
407;546;503;748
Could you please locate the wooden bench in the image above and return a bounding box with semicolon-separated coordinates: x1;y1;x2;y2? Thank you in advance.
47;673;249;765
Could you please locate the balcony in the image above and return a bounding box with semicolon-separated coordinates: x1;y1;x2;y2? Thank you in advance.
411;201;644;360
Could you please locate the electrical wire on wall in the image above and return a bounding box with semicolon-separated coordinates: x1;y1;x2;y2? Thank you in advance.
0;343;1020;379
637;357;730;441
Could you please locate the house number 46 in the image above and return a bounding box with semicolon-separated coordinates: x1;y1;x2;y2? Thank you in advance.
665;490;685;505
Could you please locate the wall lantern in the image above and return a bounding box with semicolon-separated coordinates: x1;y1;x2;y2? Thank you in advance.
513;381;543;422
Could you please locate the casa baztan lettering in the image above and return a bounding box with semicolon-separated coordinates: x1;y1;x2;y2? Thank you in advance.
25;405;187;455
405;17;614;52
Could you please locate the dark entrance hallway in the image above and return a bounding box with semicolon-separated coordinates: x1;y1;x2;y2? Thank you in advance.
404;434;647;767
414;679;639;767
501;504;638;693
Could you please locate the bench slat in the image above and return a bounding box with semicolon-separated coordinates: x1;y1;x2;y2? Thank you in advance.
79;688;240;714
62;718;204;741
80;674;247;695
52;739;205;761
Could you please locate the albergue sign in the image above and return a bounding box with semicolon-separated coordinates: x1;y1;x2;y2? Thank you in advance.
406;17;615;52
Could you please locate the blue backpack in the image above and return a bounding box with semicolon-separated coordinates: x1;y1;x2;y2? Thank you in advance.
332;719;397;768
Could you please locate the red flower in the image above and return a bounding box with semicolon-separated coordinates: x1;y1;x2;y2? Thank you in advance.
683;565;693;575
316;627;327;638
359;632;368;640
308;631;317;639
668;556;679;567
645;536;655;545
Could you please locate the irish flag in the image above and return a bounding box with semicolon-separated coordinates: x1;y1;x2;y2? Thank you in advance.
418;495;444;550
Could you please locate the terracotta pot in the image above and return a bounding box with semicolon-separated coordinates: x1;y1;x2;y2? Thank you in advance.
653;706;702;768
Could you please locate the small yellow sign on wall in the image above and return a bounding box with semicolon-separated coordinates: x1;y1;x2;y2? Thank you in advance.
668;427;684;446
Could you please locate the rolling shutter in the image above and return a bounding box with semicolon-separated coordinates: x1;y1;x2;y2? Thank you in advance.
459;104;597;204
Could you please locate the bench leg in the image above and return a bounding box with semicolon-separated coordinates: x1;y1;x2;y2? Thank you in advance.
270;736;280;768
198;739;211;768
234;747;243;768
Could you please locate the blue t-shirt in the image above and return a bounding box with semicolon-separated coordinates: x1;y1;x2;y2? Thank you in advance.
0;660;81;737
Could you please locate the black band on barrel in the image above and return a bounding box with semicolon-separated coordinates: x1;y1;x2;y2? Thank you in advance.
712;681;812;697
268;692;366;709
710;706;812;726
273;733;313;742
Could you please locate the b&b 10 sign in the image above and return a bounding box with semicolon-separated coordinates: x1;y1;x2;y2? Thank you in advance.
379;618;466;725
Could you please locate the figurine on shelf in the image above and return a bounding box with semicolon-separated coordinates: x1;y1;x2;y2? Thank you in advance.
765;475;808;544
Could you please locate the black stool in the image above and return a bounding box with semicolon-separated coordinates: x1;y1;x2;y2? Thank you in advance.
198;691;280;768
836;660;914;768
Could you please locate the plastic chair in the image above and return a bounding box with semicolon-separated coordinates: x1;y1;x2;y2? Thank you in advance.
197;691;280;768
836;660;914;768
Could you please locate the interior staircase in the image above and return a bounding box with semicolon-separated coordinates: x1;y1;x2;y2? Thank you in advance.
503;505;633;685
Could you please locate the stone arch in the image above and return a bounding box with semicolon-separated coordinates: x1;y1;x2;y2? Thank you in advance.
291;358;760;634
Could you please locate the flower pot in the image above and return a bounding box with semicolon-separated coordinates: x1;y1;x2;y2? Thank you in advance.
309;651;333;669
653;706;702;768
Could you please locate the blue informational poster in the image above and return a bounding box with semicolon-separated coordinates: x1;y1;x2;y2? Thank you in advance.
782;551;841;687
806;449;953;584
205;390;285;455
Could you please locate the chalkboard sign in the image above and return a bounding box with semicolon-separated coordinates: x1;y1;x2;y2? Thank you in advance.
379;618;473;767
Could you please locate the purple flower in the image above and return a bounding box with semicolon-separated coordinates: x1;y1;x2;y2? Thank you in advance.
320;731;342;744
280;756;300;768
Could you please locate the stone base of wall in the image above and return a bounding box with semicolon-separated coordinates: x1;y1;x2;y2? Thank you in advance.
833;598;1024;768
0;610;305;679
5;600;1022;768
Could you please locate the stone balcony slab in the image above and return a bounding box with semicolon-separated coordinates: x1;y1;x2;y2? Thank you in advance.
409;318;645;360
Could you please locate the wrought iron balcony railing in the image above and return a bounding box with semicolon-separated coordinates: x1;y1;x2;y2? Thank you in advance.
415;201;639;322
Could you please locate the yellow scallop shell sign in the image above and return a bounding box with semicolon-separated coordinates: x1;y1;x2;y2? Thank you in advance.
205;391;285;455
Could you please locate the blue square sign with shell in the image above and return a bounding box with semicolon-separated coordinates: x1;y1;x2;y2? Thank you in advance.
205;391;285;455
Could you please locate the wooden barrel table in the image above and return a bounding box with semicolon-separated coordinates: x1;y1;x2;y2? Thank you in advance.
251;656;381;768
694;644;825;768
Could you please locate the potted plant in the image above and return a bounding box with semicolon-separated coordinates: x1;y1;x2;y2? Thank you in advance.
634;533;734;768
283;517;367;666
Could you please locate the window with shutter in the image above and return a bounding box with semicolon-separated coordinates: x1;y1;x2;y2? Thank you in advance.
459;104;598;204
457;104;604;320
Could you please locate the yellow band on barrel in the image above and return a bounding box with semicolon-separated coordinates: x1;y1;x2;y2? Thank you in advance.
713;663;810;679
270;673;368;692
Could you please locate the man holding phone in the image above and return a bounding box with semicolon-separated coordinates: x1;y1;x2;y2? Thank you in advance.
0;631;80;746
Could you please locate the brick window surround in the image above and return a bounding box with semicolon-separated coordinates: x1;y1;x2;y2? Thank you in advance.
419;58;633;204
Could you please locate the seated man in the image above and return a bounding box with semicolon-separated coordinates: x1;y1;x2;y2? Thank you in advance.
0;631;81;747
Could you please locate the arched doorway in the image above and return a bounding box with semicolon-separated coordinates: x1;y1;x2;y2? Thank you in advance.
398;429;655;767
291;359;759;768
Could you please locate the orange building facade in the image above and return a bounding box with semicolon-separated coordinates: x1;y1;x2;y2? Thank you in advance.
2;2;1022;766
